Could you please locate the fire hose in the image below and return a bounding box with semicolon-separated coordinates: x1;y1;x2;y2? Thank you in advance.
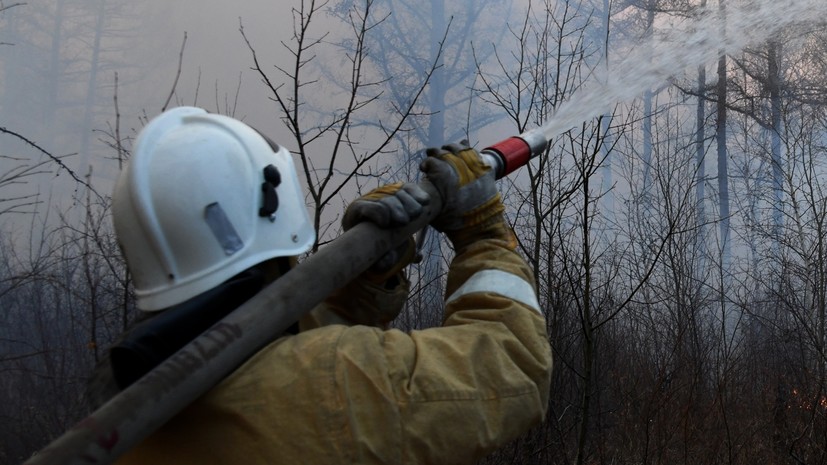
23;130;547;465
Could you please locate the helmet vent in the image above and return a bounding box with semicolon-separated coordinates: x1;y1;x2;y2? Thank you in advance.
259;164;281;221
204;202;244;256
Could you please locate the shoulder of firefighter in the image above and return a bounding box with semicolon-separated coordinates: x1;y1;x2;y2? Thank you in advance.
116;142;552;465
118;236;550;465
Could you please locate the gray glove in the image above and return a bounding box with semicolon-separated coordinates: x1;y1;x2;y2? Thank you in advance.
342;182;430;230
342;182;430;281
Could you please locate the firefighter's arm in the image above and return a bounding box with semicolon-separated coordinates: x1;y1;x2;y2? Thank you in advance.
318;232;550;465
399;236;549;464
276;144;548;463
300;271;411;329
331;143;551;463
300;183;428;330
396;142;550;462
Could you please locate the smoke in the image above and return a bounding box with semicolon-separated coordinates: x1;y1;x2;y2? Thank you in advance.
540;0;827;138
0;0;299;236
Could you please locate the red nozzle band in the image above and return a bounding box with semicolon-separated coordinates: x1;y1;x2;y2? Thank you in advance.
484;137;531;177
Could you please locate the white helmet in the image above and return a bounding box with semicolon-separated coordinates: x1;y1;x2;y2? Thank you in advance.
112;107;315;311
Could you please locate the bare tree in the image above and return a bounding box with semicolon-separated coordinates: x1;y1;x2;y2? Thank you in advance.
0;0;140;173
473;1;699;463
240;0;440;250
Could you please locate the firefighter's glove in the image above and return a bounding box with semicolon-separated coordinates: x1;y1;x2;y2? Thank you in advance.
342;182;430;282
420;142;514;252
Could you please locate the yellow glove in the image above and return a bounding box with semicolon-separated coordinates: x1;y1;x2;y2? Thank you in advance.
420;142;515;251
320;273;410;328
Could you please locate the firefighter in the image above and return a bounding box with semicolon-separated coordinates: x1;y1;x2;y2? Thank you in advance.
103;106;552;464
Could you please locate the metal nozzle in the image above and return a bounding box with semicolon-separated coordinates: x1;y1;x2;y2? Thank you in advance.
517;128;548;158
481;129;549;178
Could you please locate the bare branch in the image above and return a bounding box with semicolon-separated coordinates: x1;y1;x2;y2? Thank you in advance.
162;32;188;112
0;127;103;202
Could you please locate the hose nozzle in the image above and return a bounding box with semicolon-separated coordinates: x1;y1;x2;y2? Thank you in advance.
480;129;548;179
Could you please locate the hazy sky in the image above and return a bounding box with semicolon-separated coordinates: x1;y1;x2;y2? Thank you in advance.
4;0;819;242
0;1;313;236
125;1;295;136
1;0;532;244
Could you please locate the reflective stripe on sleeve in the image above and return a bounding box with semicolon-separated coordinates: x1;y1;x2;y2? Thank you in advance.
446;269;543;315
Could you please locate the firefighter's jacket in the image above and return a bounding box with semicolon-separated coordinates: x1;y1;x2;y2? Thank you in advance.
117;234;552;465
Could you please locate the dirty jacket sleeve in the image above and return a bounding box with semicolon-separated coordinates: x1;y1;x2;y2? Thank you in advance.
116;234;552;465
300;271;410;329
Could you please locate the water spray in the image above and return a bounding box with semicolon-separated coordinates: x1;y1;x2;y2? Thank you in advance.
536;0;827;142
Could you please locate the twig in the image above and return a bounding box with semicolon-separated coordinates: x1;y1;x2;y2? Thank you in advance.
162;32;188;111
0;126;103;201
114;72;125;170
0;2;25;14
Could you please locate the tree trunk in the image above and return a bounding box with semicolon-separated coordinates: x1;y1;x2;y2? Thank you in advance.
716;0;729;266
575;159;595;465
46;0;67;148
696;59;707;263
695;1;709;286
420;0;447;321
715;0;735;347
80;0;108;172
641;3;655;205
427;0;446;147
600;0;615;221
768;41;783;243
